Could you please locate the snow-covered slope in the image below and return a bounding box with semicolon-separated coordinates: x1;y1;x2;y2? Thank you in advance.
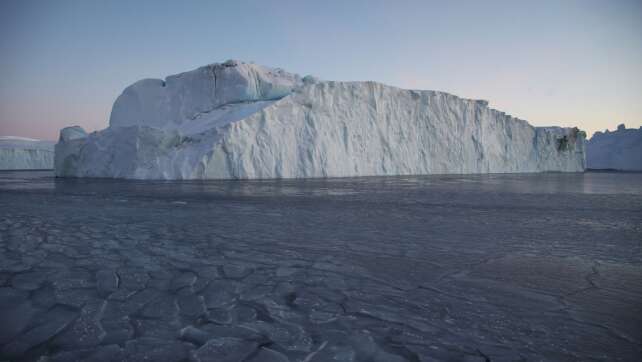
0;136;55;170
587;124;642;171
55;60;586;179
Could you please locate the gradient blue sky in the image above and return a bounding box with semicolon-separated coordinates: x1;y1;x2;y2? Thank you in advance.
1;0;641;140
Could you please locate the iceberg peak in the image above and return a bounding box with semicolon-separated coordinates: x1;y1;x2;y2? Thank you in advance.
108;59;303;130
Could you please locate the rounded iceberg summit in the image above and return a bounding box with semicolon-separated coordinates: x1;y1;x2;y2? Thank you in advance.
108;60;302;129
55;60;586;179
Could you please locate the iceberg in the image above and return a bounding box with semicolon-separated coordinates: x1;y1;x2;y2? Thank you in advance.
0;136;55;170
587;124;642;171
55;60;586;179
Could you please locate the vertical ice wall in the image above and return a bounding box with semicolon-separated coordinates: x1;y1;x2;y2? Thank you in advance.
0;137;55;170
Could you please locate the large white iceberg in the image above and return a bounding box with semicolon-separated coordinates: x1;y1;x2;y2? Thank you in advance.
55;60;586;179
0;136;55;170
587;124;642;171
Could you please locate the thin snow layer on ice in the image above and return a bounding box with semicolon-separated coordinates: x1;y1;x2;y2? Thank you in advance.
55;60;586;179
587;124;642;171
0;136;55;170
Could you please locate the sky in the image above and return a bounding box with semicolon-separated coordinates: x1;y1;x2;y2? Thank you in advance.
0;0;641;140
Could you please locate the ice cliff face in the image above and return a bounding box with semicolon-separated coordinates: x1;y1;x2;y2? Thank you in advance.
0;137;55;170
55;60;586;179
587;124;642;171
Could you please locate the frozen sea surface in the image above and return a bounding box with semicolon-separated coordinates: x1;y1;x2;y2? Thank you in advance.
0;171;641;361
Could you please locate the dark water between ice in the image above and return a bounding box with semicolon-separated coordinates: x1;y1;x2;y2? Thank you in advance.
0;171;641;361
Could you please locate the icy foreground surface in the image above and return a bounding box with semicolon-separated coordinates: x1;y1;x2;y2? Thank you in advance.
0;137;54;170
1;171;641;361
587;124;642;171
56;60;585;179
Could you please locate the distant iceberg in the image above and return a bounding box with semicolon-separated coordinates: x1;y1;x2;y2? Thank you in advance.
0;136;54;170
55;60;586;179
587;124;642;171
